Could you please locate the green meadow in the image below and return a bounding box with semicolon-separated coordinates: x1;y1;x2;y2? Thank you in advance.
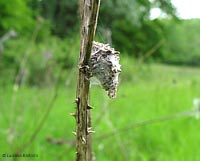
1;57;200;161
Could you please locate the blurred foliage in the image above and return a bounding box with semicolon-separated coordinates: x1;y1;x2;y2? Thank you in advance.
98;0;177;58
0;34;79;86
0;0;35;35
1;2;200;160
1;62;200;160
0;0;200;87
29;0;79;37
162;19;200;65
112;19;165;58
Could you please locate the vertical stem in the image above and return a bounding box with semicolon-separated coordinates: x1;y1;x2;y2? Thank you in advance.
75;0;101;161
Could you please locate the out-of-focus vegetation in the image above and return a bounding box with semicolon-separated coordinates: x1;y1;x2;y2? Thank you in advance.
1;0;200;161
1;59;200;161
1;0;200;87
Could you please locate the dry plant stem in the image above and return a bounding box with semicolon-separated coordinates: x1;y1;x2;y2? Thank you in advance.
14;70;63;159
14;25;41;91
96;110;195;140
53;108;197;149
76;0;101;161
139;39;165;63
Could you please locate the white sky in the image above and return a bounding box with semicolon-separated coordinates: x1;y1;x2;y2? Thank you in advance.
172;0;200;19
150;0;200;19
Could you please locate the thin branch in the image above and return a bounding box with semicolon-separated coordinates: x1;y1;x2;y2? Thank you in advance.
15;69;63;154
55;108;197;150
96;110;195;140
53;143;75;161
9;24;42;143
139;39;165;63
13;25;41;91
57;108;197;148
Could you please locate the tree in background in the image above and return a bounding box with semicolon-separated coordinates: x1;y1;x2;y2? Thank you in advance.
0;0;35;35
6;0;200;87
29;0;79;37
162;19;200;66
98;0;177;58
27;0;176;41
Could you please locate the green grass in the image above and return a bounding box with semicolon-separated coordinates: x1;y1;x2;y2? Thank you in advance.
1;60;200;161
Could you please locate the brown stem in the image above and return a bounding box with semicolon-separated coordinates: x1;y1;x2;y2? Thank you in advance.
75;0;101;161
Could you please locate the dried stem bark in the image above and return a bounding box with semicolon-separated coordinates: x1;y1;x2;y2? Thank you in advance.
75;0;101;161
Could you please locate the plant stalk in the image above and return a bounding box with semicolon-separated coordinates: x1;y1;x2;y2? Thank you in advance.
75;0;101;161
